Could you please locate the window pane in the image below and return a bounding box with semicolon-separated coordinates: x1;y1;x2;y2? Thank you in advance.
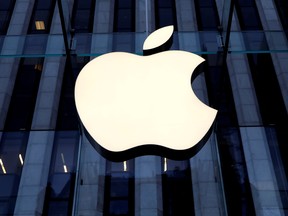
4;58;42;130
71;0;95;33
155;0;177;30
36;0;54;10
74;10;91;30
0;131;29;215
162;159;194;215
109;200;129;215
51;131;79;173
114;0;135;32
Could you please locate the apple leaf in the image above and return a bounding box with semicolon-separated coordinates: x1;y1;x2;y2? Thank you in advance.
143;25;174;52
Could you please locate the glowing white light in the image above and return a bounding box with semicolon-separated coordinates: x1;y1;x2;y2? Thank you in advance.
164;158;167;172
19;154;24;165
61;153;68;173
123;161;127;171
143;25;174;50
63;165;68;173
0;159;7;174
75;51;217;152
74;25;217;158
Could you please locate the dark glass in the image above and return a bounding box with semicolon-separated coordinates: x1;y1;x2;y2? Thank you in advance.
0;0;16;35
116;9;133;31
198;0;214;7
49;131;79;173
114;0;135;32
29;10;51;33
0;11;9;34
112;33;135;52
235;0;288;194
43;131;79;216
4;58;43;131
198;7;219;30
23;34;48;55
265;126;288;213
155;0;177;30
35;0;55;10
28;0;56;34
273;0;288;37
247;54;287;124
247;53;288;178
43;173;75;215
104;160;134;216
194;0;256;214
0;131;29;215
203;56;256;216
194;0;219;31
56;57;89;130
73;10;91;31
162;159;195;216
71;0;95;33
234;0;262;30
77;0;92;9
216;127;255;215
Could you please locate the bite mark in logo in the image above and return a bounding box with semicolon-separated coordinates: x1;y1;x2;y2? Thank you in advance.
75;26;217;161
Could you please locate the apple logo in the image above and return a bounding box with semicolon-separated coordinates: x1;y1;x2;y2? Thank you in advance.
75;26;217;161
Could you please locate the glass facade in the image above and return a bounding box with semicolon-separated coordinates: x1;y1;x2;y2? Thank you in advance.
0;0;288;215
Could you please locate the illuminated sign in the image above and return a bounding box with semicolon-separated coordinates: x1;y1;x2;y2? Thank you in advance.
75;26;217;161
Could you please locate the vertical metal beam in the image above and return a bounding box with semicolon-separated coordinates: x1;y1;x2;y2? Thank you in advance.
57;0;71;57
220;0;235;65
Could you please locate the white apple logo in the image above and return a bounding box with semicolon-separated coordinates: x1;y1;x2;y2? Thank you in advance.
75;26;217;161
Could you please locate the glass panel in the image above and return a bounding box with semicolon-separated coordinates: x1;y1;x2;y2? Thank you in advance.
114;0;135;32
234;0;262;31
194;0;220;31
45;200;69;215
36;0;55;10
56;58;85;130
199;8;219;30
0;11;9;34
4;58;43;131
77;0;92;9
44;173;74;215
0;131;29;215
216;128;255;215
273;0;288;32
0;32;288;58
73;10;91;31
104;160;134;215
0;0;15;35
50;131;79;173
155;0;177;30
265;126;288;212
24;35;48;55
28;0;56;34
162;159;194;215
43;131;79;215
71;0;95;33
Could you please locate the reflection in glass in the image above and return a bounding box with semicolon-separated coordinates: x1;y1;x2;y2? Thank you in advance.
104;160;135;216
28;0;56;34
43;131;79;215
161;159;194;216
0;131;29;215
